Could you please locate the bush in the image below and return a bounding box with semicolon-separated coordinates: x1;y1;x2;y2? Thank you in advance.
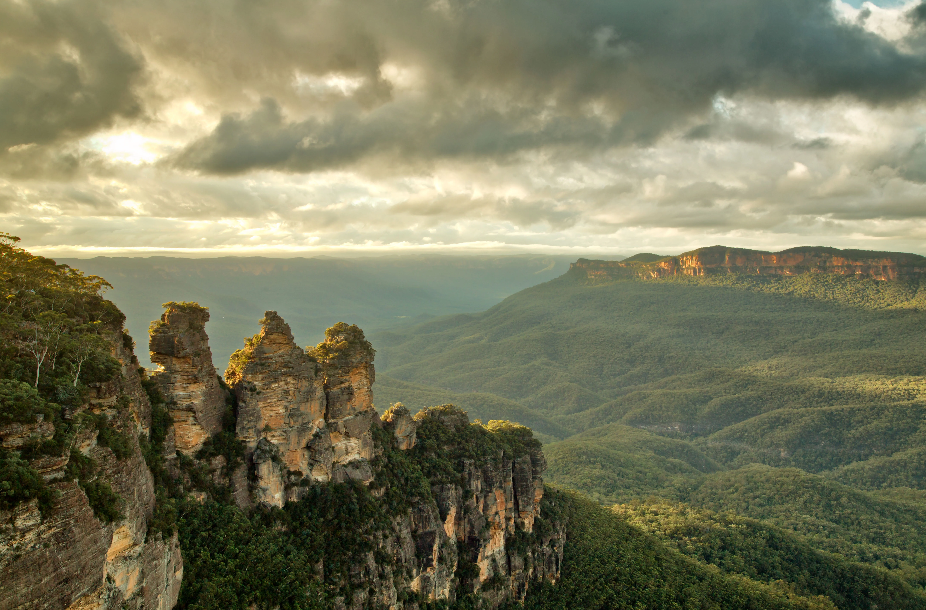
82;479;122;523
0;379;52;425
0;449;57;514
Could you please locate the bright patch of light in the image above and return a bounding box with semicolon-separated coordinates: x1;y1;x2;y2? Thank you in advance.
293;71;365;96
380;63;423;90
120;200;144;213
832;0;918;41
94;133;161;165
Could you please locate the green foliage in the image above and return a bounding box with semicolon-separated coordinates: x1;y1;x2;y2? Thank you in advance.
544;423;722;504
161;301;208;314
64;448;123;523
307;321;374;365
82;479;122;524
89;413;133;460
524;489;836;610
615;500;926;609
0;379;53;424
224;332;260;386
409;404;539;484
0;448;56;514
176;480;399;610
681;466;926;582
369;422;433;512
0;235;130;517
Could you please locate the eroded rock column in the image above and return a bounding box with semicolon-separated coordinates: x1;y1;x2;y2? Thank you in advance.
315;322;379;484
225;312;327;506
149;302;225;455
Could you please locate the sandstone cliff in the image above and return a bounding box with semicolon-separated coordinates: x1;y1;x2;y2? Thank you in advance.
572;245;926;282
0;324;182;610
149;303;225;455
224;314;377;508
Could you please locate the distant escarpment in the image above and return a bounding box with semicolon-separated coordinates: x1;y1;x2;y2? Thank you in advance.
573;246;926;282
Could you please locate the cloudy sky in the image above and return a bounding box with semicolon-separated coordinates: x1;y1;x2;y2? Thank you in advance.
4;0;926;257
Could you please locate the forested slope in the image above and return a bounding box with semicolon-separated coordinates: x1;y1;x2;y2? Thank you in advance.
375;246;926;607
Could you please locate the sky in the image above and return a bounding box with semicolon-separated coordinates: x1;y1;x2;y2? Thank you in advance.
3;0;926;258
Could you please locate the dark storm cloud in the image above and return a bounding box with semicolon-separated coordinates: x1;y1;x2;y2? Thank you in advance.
160;0;926;175
910;2;926;27
0;0;144;152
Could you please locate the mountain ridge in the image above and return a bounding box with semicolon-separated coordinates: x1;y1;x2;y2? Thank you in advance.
574;245;926;282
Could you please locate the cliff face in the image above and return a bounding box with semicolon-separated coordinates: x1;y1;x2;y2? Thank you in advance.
224;314;377;508
148;303;225;455
573;246;926;282
412;410;563;608
303;406;564;610
0;326;182;610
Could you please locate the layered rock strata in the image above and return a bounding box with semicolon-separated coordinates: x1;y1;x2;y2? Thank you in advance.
573;245;926;282
0;326;182;610
325;407;563;609
149;303;225;455
225;314;378;507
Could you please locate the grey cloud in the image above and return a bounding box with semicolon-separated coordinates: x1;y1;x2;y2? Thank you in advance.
159;0;926;175
390;193;580;230
910;2;926;27
684;119;788;145
890;139;926;183
793;137;833;150
0;1;144;152
170;97;616;174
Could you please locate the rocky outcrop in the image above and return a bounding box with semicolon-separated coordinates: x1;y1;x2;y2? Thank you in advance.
275;405;563;610
573;246;926;282
315;322;378;481
383;403;417;450
218;317;562;607
149;303;225;455
225;314;378;507
0;326;182;610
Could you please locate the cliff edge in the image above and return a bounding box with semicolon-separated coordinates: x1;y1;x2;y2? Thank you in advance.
572;245;926;282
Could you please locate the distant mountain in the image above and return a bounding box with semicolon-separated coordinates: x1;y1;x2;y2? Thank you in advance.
58;254;603;369
373;245;926;603
574;245;926;282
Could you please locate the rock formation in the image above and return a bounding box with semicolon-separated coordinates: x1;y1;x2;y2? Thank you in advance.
217;316;563;607
225;314;378;507
410;408;562;607
148;302;225;455
0;325;182;610
383;403;417;450
572;245;926;282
